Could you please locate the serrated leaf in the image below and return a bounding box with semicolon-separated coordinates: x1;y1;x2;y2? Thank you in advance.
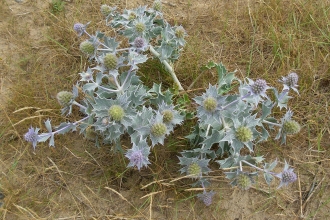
202;129;223;150
49;134;55;147
56;122;77;135
264;160;278;172
264;173;274;185
38;133;52;142
83;83;98;92
44;119;52;133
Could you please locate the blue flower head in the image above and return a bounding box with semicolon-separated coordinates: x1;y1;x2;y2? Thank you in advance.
73;22;90;37
279;72;299;94
197;190;216;206
24;127;40;150
275;161;297;188
125;138;151;171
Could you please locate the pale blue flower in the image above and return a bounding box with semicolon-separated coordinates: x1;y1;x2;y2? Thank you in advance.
24;127;40;150
125;138;151;170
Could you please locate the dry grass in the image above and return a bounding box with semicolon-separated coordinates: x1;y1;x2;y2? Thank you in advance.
0;0;329;219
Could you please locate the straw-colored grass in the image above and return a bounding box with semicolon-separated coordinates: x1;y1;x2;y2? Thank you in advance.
0;0;329;219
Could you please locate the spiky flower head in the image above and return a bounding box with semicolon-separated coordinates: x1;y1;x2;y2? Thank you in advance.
153;0;162;11
286;72;298;87
125;139;151;171
108;105;125;121
85;127;97;140
275;161;297;188
135;22;146;33
73;22;90;37
187;162;202;178
24;127;39;150
133;37;146;49
80;40;95;55
73;23;85;36
151;122;167;137
100;4;112;16
235;126;253;143
251;79;267;95
128;12;136;20
197;191;216;206
56;91;74;107
175;26;185;39
103;53;118;70
236;173;253;190
281;72;299;88
283;120;301;134
203;97;217;112
161;110;174;124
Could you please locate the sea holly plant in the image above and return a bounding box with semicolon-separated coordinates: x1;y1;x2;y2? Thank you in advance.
181;61;300;204
24;1;301;206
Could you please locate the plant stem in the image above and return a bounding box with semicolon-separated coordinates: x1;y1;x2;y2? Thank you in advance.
262;120;282;127
72;101;87;110
38;115;91;139
241;160;277;176
149;45;184;90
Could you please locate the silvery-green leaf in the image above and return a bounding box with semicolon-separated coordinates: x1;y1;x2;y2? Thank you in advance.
83;83;98;92
44;119;52;133
264;173;274;185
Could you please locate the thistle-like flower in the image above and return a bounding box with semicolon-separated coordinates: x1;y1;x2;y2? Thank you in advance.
194;84;226;125
275;161;297;188
132;37;148;51
236;172;253;190
179;157;210;179
158;102;183;130
103;53;118;70
280;72;299;93
153;0;162;11
125;138;151;171
24;127;40;150
73;22;88;37
187;162;202;178
241;78;270;106
135;22;146;33
175;26;186;39
283;120;301;134
251;79;268;96
197;190;216;206
235;126;253;143
100;4;112;17
80;40;95;55
56;91;74;107
108;105;125;121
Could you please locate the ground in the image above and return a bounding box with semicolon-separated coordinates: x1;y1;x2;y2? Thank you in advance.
0;0;329;219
